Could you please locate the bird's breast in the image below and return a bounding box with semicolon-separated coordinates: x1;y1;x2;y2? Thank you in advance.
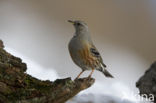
68;39;99;69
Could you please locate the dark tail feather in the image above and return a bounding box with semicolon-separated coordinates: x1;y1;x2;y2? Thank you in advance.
103;69;114;78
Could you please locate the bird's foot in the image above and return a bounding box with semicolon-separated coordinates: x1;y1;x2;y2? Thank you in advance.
87;75;92;80
74;77;79;81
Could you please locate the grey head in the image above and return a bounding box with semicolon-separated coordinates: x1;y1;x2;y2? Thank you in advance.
68;20;91;41
68;20;89;34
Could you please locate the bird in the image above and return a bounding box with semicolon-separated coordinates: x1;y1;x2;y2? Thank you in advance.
68;20;113;80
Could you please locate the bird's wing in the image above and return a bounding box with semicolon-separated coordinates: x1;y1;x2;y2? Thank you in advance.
89;44;106;68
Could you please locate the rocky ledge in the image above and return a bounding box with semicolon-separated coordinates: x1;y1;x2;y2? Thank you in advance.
0;40;95;103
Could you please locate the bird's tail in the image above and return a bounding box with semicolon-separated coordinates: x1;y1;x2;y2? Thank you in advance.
102;68;114;78
98;63;114;78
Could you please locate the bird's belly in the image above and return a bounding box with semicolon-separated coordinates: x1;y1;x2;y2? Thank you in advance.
69;49;87;70
69;47;99;70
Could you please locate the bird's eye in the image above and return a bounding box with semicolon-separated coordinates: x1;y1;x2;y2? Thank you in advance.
77;23;81;26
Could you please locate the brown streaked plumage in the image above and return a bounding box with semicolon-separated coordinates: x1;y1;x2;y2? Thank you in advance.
68;20;114;79
78;44;99;69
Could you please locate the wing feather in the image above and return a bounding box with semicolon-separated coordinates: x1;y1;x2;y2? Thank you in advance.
89;44;107;68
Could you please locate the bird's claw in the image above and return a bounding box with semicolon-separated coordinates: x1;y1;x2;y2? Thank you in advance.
74;78;79;81
87;75;91;80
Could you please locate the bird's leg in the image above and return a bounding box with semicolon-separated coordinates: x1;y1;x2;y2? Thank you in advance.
88;68;94;78
74;70;84;80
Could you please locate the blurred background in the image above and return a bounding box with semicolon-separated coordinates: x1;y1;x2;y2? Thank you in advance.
0;0;156;103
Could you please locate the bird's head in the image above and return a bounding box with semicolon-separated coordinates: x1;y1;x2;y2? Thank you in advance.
68;20;88;33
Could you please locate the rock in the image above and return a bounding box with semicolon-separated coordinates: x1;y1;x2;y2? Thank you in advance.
136;61;156;103
0;40;95;103
0;40;4;49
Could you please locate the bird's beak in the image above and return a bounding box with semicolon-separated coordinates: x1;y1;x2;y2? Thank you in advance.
68;20;75;24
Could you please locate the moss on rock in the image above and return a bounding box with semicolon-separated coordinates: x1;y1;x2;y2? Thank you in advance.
0;40;95;103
